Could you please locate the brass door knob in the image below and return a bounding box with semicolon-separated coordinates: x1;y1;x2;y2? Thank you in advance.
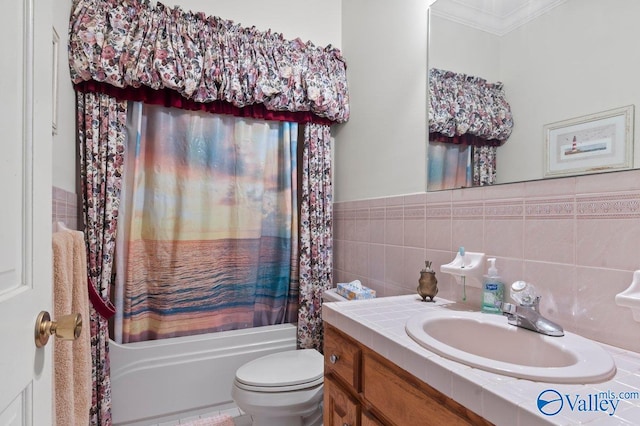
34;311;82;348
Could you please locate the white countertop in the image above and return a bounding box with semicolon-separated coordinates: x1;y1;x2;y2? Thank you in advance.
322;295;640;426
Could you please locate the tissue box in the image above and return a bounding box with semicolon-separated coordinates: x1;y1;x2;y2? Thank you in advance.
336;281;376;300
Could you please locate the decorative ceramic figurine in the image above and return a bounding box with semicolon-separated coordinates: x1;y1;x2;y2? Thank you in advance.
417;261;438;302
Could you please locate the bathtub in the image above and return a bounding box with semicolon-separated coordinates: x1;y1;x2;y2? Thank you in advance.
110;323;297;425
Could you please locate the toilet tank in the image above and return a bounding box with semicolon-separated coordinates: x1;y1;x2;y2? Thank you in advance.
322;288;349;302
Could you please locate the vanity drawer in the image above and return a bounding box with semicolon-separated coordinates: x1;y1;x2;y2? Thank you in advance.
324;325;361;391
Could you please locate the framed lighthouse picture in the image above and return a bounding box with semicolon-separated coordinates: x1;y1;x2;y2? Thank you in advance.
544;105;634;178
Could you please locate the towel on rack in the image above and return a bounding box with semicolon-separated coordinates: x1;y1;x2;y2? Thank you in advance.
52;230;91;426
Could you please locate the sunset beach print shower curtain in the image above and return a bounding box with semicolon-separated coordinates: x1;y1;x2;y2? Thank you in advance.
114;103;299;343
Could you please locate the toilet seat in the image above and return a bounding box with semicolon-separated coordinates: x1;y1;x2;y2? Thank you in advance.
234;349;324;393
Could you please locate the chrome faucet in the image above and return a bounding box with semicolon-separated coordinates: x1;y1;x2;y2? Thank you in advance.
499;296;564;337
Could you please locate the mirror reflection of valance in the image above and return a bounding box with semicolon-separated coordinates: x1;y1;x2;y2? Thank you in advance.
429;68;513;145
68;0;350;124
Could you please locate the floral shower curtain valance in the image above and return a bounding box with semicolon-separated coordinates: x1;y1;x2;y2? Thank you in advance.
68;0;350;124
429;68;513;145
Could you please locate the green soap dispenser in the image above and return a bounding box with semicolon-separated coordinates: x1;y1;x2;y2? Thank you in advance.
481;258;504;314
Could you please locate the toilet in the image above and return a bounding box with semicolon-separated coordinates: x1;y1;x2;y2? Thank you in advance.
231;289;347;425
231;349;324;426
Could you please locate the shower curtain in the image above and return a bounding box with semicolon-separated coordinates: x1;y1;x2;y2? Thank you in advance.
114;103;299;343
69;9;350;410
77;91;128;425
297;123;333;350
427;142;472;191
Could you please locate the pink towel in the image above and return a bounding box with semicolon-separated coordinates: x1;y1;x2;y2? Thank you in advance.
52;231;91;426
179;414;236;426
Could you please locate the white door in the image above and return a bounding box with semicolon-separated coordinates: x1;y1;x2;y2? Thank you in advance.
0;0;54;424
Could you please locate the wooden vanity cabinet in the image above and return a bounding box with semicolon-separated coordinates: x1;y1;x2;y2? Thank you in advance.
323;324;492;426
324;375;361;426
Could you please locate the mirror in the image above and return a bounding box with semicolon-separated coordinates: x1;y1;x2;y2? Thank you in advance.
427;0;640;189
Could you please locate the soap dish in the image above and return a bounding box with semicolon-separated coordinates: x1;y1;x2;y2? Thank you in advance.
615;270;640;321
440;251;485;288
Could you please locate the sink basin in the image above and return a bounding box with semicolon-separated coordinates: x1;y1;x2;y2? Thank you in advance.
405;309;616;383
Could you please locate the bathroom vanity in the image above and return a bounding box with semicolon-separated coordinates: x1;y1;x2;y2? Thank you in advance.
322;295;640;425
324;323;490;425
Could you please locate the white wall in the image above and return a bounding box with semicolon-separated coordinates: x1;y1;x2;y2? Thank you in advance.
168;0;341;49
52;0;342;192
334;0;433;202
53;0;76;192
428;16;500;82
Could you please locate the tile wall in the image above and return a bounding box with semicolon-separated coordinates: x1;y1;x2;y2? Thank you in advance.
334;169;640;353
52;186;80;231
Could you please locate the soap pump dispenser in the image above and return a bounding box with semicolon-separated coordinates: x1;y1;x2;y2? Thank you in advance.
481;258;504;314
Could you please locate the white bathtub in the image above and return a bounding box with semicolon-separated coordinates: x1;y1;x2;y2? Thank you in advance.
110;323;297;425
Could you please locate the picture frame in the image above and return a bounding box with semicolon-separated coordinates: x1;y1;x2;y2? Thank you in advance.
544;105;634;178
52;27;60;135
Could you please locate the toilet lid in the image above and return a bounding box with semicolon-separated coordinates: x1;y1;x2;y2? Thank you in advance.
235;349;324;391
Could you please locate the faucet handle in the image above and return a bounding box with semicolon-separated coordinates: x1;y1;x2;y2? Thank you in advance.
498;301;516;316
521;295;541;311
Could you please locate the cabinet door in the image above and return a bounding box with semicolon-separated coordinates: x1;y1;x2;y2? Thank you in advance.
363;352;476;426
362;411;384;426
324;375;360;426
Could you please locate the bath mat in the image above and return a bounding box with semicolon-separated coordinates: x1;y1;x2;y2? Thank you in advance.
180;414;235;426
